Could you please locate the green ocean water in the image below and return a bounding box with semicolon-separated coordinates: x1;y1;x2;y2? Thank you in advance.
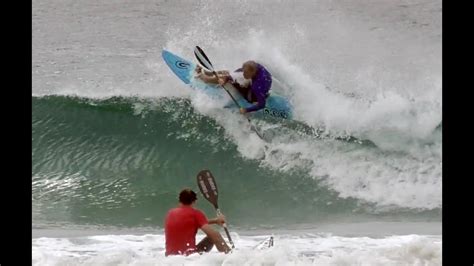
32;96;440;230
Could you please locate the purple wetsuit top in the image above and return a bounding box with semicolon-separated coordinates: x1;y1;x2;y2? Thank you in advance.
234;63;272;112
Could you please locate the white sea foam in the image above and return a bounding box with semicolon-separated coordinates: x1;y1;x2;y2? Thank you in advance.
32;233;441;266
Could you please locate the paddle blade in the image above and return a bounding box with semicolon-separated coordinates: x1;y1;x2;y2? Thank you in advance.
196;169;219;209
194;46;215;72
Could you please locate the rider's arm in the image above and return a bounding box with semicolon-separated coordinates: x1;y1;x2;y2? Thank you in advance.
200;69;228;76
199;70;231;85
199;74;219;84
208;214;226;225
245;92;266;112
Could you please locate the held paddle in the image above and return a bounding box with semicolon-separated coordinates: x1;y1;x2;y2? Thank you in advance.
196;169;235;249
193;46;264;139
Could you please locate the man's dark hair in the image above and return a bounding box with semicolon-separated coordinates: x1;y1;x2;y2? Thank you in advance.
179;188;197;205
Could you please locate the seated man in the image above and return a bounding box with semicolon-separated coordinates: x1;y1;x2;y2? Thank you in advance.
164;188;231;256
195;61;272;114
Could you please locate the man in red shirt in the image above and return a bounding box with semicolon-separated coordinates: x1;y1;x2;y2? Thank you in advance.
164;188;231;256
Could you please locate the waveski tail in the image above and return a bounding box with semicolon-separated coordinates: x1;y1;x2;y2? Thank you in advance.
254;236;274;250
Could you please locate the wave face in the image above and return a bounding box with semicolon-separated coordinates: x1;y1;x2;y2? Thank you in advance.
33;0;441;228
32;96;440;228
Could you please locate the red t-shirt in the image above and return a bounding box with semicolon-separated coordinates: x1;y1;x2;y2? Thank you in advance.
164;205;208;256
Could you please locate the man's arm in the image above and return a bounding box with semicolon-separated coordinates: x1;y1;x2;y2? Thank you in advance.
198;72;231;85
207;218;221;225
208;214;226;225
245;92;266;113
197;65;228;76
198;74;219;84
200;225;231;253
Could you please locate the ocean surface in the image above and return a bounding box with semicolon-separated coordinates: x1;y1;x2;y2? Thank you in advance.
32;0;442;265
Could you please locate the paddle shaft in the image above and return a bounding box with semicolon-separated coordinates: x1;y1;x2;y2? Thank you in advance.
216;208;235;248
211;71;265;139
212;71;241;106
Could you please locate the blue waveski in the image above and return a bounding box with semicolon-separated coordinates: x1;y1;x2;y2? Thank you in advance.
162;50;293;120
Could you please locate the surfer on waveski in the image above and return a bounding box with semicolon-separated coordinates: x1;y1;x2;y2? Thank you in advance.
164;188;231;256
195;61;272;114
